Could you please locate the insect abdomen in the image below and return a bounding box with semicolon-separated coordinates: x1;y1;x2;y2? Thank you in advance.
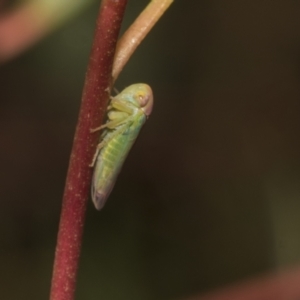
92;116;145;210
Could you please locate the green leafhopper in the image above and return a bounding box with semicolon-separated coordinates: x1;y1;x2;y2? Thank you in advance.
90;83;154;210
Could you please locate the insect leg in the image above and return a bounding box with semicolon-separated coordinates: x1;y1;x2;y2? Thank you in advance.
90;112;128;132
90;140;106;167
110;99;135;114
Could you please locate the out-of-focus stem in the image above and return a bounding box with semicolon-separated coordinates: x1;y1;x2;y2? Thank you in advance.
186;267;300;300
112;0;173;82
0;0;93;62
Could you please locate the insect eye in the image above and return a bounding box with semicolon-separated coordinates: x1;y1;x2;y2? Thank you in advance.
137;93;148;107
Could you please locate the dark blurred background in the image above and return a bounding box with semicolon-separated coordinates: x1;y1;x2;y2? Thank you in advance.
1;0;300;299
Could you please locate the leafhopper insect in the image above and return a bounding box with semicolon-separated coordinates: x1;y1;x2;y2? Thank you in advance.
90;83;154;210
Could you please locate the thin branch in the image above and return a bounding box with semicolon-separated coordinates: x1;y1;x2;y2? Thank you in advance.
49;1;128;300
112;0;174;82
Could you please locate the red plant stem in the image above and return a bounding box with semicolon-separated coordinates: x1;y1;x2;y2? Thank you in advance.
49;1;127;300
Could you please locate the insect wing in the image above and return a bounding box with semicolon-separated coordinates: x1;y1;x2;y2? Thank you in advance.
91;175;115;210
